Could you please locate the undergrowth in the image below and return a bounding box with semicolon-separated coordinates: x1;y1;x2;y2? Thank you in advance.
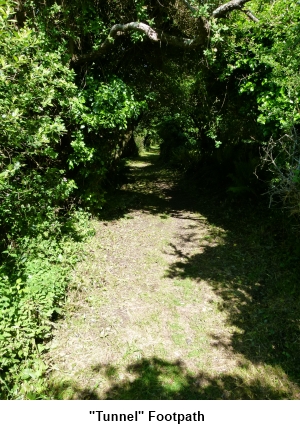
0;210;94;399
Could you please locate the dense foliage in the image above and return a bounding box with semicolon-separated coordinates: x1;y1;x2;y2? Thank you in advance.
0;0;145;397
0;0;299;397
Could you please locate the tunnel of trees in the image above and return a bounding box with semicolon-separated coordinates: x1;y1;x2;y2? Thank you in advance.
0;0;300;397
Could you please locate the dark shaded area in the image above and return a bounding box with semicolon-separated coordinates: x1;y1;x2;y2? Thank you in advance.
46;358;298;400
98;149;176;220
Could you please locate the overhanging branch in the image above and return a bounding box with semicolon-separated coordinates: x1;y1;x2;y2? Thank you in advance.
72;1;259;65
181;0;259;23
212;0;252;18
72;21;206;66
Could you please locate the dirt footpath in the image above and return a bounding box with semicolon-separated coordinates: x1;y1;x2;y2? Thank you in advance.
46;151;300;399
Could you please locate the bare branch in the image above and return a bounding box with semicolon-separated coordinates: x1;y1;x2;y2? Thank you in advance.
181;0;257;22
212;0;252;18
242;9;259;23
181;0;198;13
72;22;207;65
72;1;259;66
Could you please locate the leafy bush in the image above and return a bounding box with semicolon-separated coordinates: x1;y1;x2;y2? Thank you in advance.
0;17;83;245
0;208;94;399
261;132;300;219
0;3;144;397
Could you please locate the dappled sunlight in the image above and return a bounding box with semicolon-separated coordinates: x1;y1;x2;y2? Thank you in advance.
98;150;178;220
46;357;299;400
164;197;300;392
44;149;300;401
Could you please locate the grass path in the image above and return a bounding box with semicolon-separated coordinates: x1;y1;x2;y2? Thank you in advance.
46;150;300;399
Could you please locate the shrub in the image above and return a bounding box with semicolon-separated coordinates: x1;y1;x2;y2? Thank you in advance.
261;131;300;219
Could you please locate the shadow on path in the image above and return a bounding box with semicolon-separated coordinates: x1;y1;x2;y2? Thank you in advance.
165;182;300;392
98;150;179;220
47;357;298;399
46;149;300;399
